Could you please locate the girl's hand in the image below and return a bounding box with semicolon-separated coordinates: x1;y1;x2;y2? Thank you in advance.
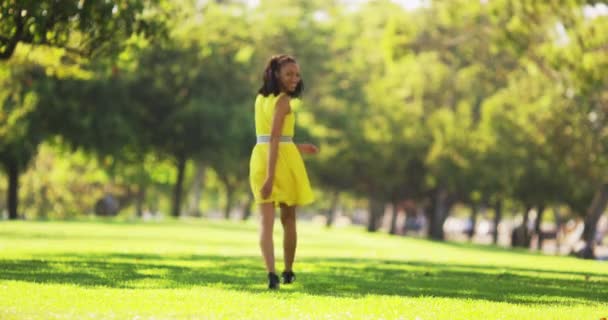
260;177;273;199
298;143;319;155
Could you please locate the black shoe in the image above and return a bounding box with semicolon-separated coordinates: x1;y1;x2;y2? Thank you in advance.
268;272;280;290
281;271;296;284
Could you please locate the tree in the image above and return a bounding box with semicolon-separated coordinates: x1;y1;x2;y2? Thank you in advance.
0;1;163;220
0;0;163;60
127;1;256;217
0;63;46;219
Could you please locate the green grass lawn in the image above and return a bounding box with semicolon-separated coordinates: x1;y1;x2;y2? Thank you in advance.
0;218;606;319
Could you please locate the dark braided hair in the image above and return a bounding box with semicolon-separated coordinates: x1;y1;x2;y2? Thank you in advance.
258;54;303;98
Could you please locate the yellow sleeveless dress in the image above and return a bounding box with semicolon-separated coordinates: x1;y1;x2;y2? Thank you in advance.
249;93;314;207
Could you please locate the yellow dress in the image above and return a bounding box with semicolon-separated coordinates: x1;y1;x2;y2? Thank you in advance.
249;93;314;207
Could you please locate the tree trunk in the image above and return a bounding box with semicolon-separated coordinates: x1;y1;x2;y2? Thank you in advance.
135;183;146;218
6;160;19;220
577;184;608;259
389;199;399;235
493;199;503;245
367;197;384;232
429;187;451;240
467;205;478;241
512;204;532;248
424;200;435;237
242;192;253;221
188;160;205;217
325;190;339;228
224;184;234;220
171;155;187;218
523;205;531;247
534;204;545;251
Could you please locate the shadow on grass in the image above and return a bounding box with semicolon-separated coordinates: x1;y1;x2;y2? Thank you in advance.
1;253;606;306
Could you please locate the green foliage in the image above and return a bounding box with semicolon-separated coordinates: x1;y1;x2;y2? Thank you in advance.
0;59;47;172
20;144;109;219
0;0;165;60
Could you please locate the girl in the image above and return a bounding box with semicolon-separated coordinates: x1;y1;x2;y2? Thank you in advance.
249;55;318;289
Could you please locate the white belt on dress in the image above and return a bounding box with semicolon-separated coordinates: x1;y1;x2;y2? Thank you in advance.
256;135;293;143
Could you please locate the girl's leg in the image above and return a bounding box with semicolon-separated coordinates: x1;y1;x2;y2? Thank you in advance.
280;204;297;272
259;202;276;273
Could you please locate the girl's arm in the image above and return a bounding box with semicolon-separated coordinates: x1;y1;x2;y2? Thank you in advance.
297;143;319;154
261;94;291;198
